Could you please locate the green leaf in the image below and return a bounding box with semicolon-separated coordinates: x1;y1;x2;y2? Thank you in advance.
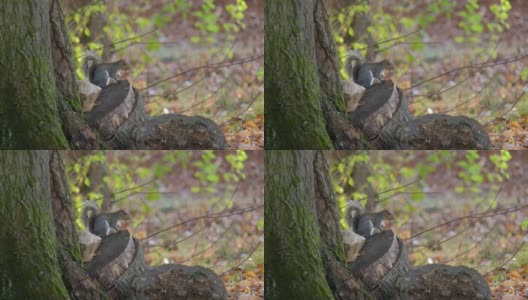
521;219;528;231
521;68;528;81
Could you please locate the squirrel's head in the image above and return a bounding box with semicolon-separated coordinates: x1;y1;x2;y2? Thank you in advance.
380;60;394;80
382;209;395;220
117;209;131;221
382;59;395;70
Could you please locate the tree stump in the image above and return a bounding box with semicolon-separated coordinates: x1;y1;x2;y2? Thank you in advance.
85;80;136;141
347;80;491;149
83;80;229;149
349;231;411;299
378;238;411;299
85;231;136;290
113;237;148;299
348;81;399;143
393;264;492;300
349;230;399;286
114;87;148;149
129;264;228;300
380;88;412;149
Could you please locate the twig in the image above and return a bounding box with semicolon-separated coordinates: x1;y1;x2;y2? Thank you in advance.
142;204;263;240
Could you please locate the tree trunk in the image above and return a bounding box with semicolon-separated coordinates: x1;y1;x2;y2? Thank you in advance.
50;0;101;149
265;150;364;299
79;159;115;211
265;0;362;149
49;151;102;299
340;0;375;59
0;151;69;299
0;1;69;149
0;151;100;299
340;152;378;210
74;0;113;60
265;1;333;149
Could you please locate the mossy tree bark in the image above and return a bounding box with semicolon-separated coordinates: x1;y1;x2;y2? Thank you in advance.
265;1;333;149
0;1;69;149
0;151;100;299
265;150;364;300
265;0;361;149
0;151;69;299
0;0;98;149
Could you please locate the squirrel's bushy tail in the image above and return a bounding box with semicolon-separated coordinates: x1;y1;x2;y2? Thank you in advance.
345;50;365;82
82;50;103;81
81;200;100;229
345;200;363;231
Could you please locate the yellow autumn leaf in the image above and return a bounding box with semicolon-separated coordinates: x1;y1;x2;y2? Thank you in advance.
510;121;522;129
245;121;258;129
510;270;521;279
246;271;257;279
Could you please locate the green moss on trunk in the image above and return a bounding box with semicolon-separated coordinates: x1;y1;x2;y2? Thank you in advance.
0;0;69;149
265;150;334;299
265;0;333;149
0;151;69;299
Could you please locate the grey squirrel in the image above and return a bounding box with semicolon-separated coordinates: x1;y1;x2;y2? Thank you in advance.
346;201;394;237
82;50;130;88
81;200;130;237
346;50;394;88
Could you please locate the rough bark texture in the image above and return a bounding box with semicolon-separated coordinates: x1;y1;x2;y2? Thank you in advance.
393;114;492;150
0;0;69;149
86;231;135;291
129;114;228;150
265;1;334;149
394;264;492;300
0;151;69;299
265;151;365;299
379;88;412;149
379;238;411;299
265;0;363;149
314;0;364;149
49;0;104;150
115;88;149;149
265;151;334;299
349;231;399;288
314;152;363;299
114;238;148;298
49;0;81;112
129;264;228;300
85;80;136;141
49;151;101;299
348;81;404;149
